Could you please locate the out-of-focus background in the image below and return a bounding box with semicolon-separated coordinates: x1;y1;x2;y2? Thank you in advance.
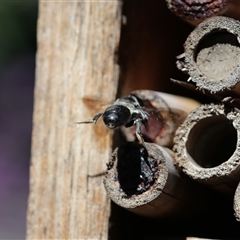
0;2;38;238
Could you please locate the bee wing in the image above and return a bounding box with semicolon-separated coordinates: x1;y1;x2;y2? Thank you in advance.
121;106;187;147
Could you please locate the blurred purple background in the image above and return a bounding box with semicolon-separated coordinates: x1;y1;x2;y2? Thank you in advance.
0;2;37;238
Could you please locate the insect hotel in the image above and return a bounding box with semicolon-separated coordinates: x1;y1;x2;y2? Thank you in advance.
28;1;240;239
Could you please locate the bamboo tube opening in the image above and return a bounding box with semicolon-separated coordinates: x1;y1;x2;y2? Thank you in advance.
186;115;237;168
173;104;240;187
182;16;240;92
104;142;168;213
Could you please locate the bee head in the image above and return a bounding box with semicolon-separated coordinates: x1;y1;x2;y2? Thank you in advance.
103;105;131;129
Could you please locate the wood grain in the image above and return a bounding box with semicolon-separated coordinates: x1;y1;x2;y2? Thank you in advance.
27;1;121;239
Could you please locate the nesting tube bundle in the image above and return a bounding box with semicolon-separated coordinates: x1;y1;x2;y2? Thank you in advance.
177;16;240;94
173;104;240;194
173;14;240;222
103;16;240;223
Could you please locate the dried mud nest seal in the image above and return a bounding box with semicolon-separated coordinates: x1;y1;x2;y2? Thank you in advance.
179;16;240;93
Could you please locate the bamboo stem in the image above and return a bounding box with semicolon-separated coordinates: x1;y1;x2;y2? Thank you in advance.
177;16;240;94
104;142;205;218
173;103;240;193
165;0;240;26
121;90;200;147
234;182;240;221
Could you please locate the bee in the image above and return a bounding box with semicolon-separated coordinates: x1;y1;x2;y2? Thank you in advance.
76;94;149;143
76;90;189;147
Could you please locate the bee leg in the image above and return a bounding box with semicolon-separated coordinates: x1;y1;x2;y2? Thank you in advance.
134;119;145;145
75;112;103;124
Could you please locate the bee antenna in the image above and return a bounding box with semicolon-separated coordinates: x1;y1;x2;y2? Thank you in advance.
75;112;103;125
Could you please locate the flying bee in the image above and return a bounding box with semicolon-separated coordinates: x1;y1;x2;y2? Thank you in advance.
76;94;149;143
76;90;196;147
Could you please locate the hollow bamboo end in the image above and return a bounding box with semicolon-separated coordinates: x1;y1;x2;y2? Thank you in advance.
234;182;240;221
173;104;240;190
104;142;192;218
103;142;168;208
180;16;240;93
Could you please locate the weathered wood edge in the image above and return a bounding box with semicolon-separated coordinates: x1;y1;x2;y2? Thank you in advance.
27;1;122;239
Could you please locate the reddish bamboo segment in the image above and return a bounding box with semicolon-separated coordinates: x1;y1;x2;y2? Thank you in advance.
166;0;240;25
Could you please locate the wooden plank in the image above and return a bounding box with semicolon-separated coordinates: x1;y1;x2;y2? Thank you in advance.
27;1;121;239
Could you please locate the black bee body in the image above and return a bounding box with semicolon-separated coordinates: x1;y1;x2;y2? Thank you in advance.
103;94;149;129
76;90;184;146
76;94;149;143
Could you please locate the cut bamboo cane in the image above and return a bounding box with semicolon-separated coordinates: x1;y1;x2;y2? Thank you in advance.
177;16;240;94
121;90;200;147
234;182;240;221
165;0;240;26
132;90;200;114
187;238;216;240
173;103;240;193
104;142;205;218
166;0;228;25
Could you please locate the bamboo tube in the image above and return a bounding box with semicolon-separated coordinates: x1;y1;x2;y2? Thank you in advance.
166;0;227;26
121;90;200;147
173;103;240;193
234;181;240;221
165;0;240;26
104;142;205;218
187;238;216;240
176;16;240;94
132;90;200;113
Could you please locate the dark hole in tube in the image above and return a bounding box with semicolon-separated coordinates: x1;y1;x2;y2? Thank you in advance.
117;142;157;196
186;116;237;168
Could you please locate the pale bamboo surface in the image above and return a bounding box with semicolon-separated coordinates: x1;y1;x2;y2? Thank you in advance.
173;104;240;193
234;182;240;221
27;1;121;239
